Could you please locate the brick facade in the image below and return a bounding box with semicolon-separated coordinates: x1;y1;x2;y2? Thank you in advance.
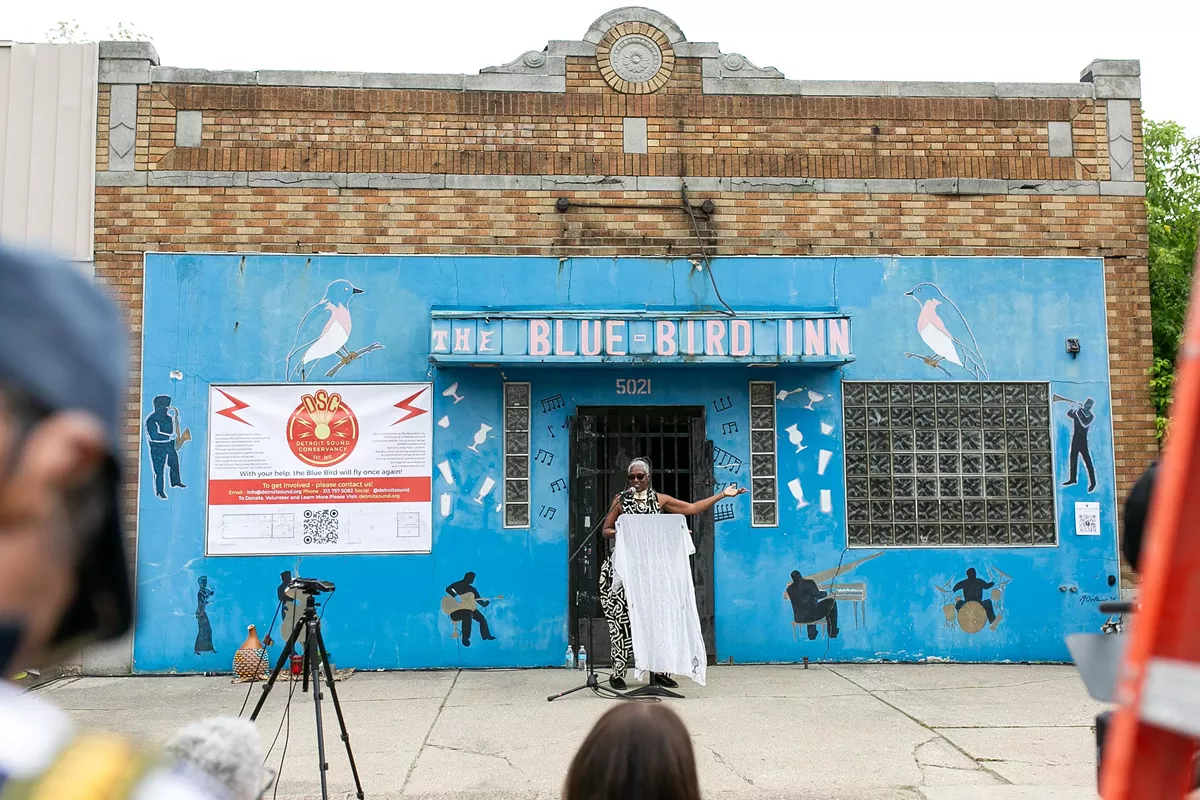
92;13;1155;561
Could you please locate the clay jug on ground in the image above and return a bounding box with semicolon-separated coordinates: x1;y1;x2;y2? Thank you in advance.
233;624;268;681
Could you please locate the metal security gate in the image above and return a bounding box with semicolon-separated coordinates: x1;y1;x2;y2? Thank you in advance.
568;407;717;667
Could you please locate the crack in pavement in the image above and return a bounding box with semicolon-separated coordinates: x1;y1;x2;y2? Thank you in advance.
976;757;1070;766
828;666;1012;787
870;676;1078;693
701;744;755;786
934;724;1095;730
424;743;530;781
910;735;940;766
912;736;994;774
401;668;460;794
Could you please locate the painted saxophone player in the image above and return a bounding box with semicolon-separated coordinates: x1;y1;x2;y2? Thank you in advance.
144;394;189;499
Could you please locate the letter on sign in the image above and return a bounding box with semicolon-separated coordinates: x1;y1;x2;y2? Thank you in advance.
706;320;726;356
554;320;575;356
530;320;551;356
804;319;825;356
730;319;752;356
605;320;627;356
581;320;603;356
656;320;677;356
828;318;850;356
454;327;473;353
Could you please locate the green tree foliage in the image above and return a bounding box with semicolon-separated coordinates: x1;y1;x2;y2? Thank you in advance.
44;20;151;44
1150;357;1176;440
1146;120;1200;440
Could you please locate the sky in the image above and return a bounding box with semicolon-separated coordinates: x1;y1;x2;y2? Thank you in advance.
5;0;1198;133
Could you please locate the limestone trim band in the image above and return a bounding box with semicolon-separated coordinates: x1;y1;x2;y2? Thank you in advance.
95;171;1146;197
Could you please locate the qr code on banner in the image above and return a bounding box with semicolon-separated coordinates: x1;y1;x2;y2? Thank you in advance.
303;509;339;545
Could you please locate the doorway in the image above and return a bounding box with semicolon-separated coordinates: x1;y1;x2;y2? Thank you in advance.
568;406;717;667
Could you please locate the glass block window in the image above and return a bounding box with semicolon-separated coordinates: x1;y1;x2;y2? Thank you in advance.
749;381;778;527
844;382;1055;548
503;382;531;528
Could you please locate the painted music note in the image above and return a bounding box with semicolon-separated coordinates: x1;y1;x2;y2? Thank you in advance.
714;503;734;522
539;505;557;520
721;421;738;435
540;394;565;413
713;446;743;474
712;396;733;413
550;478;566;493
547;425;556;439
535;449;554;465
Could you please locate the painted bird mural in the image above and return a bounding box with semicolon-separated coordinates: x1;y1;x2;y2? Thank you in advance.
903;283;989;380
286;280;383;381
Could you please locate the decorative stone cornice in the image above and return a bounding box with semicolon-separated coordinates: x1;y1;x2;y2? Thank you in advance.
111;7;1138;101
583;7;687;46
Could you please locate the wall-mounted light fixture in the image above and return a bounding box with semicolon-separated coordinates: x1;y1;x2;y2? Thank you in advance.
1066;338;1081;358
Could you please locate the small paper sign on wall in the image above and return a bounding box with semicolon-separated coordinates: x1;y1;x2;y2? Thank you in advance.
1075;501;1101;536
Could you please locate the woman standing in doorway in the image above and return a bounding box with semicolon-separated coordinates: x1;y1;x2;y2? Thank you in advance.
600;457;746;690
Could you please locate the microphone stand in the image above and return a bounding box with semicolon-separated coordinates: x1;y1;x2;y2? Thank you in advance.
547;518;630;702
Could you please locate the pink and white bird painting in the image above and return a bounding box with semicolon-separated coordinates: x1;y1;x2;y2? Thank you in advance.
286;280;383;381
903;282;989;380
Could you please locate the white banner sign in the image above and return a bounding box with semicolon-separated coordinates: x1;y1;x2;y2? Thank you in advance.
205;383;433;555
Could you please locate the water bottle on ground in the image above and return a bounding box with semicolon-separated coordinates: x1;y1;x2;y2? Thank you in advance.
578;645;587;671
564;645;575;669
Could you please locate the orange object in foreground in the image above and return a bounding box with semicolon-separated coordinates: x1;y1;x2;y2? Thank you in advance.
1101;250;1200;799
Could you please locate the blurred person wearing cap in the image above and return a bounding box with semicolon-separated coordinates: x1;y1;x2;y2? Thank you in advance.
0;244;218;798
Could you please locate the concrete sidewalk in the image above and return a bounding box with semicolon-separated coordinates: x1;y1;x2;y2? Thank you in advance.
39;665;1103;799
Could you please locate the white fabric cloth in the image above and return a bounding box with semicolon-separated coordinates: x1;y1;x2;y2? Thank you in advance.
612;513;707;686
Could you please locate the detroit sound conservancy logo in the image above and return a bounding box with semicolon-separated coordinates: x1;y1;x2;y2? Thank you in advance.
286;389;359;467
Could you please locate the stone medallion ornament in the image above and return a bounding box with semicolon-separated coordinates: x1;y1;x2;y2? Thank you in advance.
596;22;674;94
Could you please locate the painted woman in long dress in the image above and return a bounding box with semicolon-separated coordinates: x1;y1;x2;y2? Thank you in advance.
194;576;215;655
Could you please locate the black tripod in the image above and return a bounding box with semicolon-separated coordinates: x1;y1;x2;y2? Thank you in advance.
250;591;365;800
547;520;628;702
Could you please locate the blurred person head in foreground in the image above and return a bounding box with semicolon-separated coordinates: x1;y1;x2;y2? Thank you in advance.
1121;460;1157;573
165;718;275;800
0;244;212;798
563;703;701;800
0;246;131;673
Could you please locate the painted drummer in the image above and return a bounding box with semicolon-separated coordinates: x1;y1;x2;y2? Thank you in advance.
952;568;1003;631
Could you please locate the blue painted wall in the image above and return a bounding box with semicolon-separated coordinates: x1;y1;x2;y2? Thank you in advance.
137;255;1120;671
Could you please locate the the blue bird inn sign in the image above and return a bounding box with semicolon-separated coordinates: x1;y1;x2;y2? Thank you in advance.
429;312;854;365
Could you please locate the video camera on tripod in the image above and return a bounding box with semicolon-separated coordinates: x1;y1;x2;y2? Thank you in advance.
288;577;335;594
251;576;362;800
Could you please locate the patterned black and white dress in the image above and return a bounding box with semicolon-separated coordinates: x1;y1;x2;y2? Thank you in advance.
599;487;659;679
